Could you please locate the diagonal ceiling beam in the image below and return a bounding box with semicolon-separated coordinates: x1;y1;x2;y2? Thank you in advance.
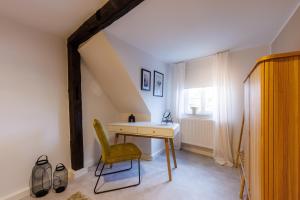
67;0;144;170
68;0;144;47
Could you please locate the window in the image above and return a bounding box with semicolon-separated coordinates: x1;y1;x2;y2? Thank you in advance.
184;87;215;116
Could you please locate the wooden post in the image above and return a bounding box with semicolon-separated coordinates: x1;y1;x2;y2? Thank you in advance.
68;44;84;170
67;0;144;170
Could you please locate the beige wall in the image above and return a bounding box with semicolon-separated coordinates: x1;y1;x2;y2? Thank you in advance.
81;64;119;167
272;5;300;53
79;32;150;115
106;32;169;124
105;32;169;156
79;32;169;158
0;18;70;199
229;45;269;157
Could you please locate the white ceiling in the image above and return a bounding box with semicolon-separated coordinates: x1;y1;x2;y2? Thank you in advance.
106;0;300;62
0;0;108;38
0;0;299;62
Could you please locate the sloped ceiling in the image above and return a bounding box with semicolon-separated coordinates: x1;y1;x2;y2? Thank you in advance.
0;0;299;62
0;0;108;38
106;0;300;62
79;32;150;115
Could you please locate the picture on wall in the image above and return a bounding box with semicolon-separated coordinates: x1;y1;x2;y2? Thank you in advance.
141;68;151;91
153;71;164;97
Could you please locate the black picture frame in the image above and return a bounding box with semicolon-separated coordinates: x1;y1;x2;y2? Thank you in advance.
141;68;151;91
153;71;164;97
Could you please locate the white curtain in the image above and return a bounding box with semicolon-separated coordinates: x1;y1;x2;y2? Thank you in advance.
212;51;233;167
170;62;185;149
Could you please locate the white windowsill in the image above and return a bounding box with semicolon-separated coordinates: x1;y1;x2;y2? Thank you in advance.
181;114;213;120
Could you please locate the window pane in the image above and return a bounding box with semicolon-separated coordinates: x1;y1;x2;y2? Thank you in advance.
184;87;215;115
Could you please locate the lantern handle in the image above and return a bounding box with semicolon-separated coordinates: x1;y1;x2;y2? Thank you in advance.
36;155;48;165
55;163;66;171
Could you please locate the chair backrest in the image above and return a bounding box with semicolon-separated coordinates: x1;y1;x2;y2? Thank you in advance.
93;119;111;162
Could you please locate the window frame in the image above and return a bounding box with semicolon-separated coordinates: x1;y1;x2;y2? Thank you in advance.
183;87;214;117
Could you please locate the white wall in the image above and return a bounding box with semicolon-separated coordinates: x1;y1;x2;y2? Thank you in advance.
229;45;269;157
106;32;168;123
0;17;70;199
272;5;300;53
81;63;119;167
79;32;153;158
166;45;269;157
80;32;169;158
105;32;169;156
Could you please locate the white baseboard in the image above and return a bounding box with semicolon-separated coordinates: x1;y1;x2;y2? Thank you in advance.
1;148;166;200
141;148;165;161
85;159;97;169
2;187;30;200
181;143;213;157
2;163;93;200
151;148;165;159
68;167;88;180
141;153;152;161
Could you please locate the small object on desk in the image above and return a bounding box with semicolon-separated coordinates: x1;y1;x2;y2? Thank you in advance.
161;111;173;124
128;114;136;122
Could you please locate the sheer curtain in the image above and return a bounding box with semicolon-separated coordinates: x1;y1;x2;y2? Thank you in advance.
170;62;185;149
212;51;233;167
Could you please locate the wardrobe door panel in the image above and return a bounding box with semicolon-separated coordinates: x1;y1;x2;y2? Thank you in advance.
285;57;299;200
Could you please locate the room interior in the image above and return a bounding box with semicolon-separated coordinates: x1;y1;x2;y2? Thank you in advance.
0;0;300;200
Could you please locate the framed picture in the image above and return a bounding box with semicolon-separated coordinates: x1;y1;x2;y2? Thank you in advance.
153;71;164;97
141;68;151;91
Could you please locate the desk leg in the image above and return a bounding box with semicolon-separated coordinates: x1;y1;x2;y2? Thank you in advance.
164;138;172;181
169;138;177;168
123;135;126;143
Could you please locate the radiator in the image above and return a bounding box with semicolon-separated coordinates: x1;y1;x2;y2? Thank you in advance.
181;118;214;149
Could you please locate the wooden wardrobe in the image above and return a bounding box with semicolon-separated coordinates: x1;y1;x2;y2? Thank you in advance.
241;51;300;200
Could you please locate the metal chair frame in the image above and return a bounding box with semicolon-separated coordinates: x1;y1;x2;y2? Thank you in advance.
94;156;141;194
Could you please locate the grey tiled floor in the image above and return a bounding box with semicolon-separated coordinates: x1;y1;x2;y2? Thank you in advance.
23;150;240;200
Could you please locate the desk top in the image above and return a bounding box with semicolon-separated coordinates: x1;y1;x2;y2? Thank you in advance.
108;122;179;130
107;122;180;138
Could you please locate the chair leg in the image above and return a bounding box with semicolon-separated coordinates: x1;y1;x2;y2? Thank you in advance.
95;159;133;177
138;159;141;184
94;159;141;194
95;156;102;177
94;161;105;194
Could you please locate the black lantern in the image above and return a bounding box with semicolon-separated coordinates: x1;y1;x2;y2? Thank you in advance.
53;163;68;193
31;155;52;197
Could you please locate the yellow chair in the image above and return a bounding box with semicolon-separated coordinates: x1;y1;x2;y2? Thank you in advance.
93;119;142;194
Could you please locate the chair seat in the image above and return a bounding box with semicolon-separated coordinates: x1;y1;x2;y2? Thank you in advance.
106;143;142;164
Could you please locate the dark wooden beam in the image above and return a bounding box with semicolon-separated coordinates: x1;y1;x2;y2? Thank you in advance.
68;0;144;47
67;43;83;170
67;0;144;170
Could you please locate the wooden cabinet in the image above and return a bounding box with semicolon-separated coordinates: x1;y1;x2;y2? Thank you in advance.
241;51;300;200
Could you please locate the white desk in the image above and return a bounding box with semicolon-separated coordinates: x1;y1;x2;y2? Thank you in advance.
107;122;180;181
